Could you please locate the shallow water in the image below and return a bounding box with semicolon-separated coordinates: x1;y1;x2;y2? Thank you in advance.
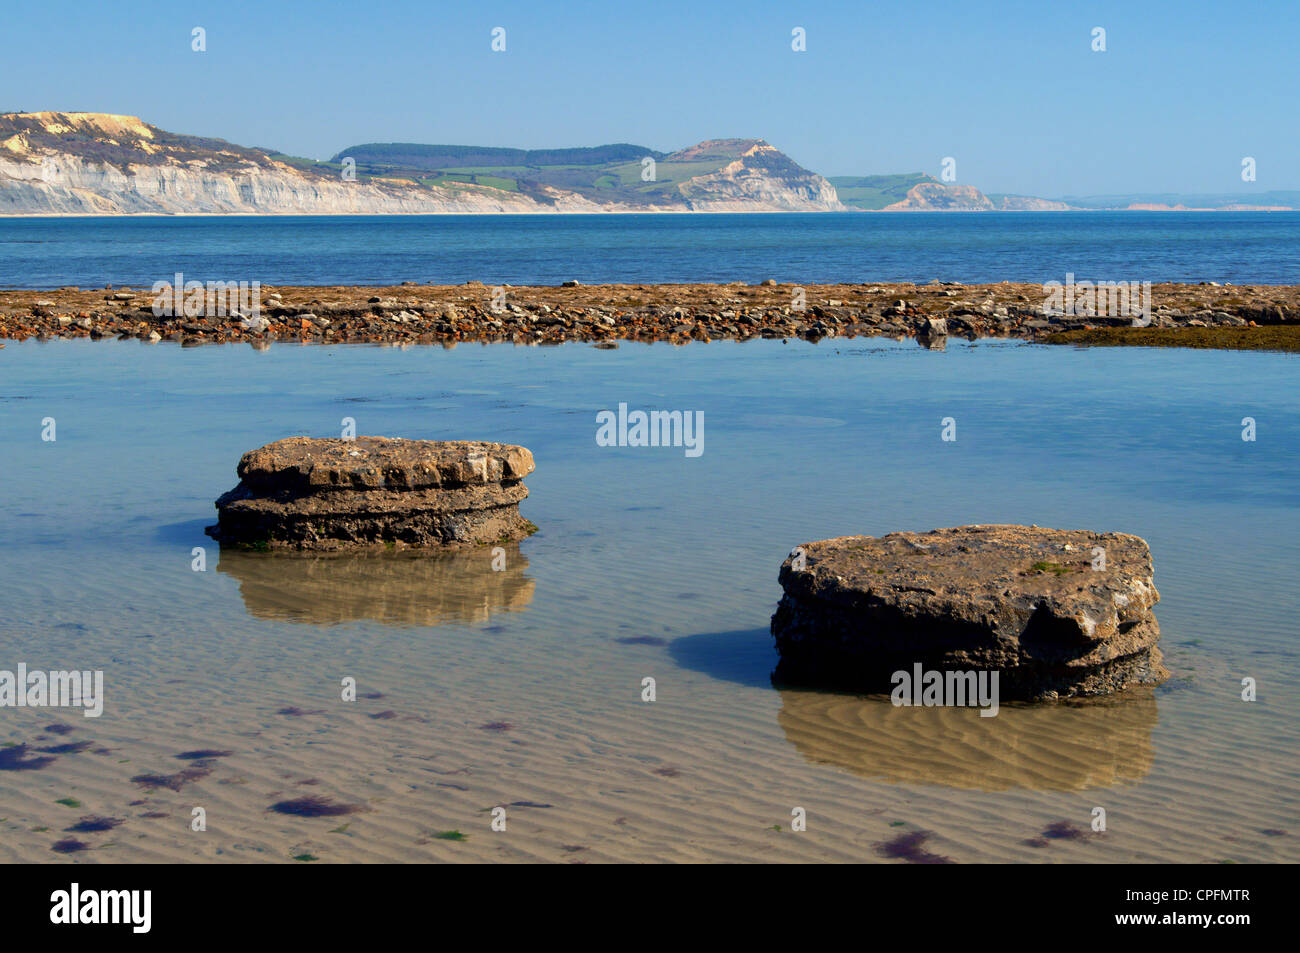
0;336;1296;862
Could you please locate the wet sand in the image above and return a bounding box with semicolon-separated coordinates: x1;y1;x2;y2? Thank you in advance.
1;548;1294;865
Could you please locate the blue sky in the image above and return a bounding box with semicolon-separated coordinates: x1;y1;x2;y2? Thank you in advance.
6;0;1297;196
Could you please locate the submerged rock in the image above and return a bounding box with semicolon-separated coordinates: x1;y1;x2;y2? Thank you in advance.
206;437;536;551
770;524;1167;700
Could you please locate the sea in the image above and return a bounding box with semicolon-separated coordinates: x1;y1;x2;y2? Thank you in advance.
2;210;1300;288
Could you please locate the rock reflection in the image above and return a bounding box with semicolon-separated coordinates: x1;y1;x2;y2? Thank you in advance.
217;544;534;627
777;686;1157;792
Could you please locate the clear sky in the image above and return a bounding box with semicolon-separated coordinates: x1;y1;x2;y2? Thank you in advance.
6;0;1297;196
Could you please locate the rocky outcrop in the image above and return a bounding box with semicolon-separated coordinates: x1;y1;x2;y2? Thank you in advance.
206;437;536;551
884;182;995;211
3;281;1294;347
771;525;1168;699
669;140;843;211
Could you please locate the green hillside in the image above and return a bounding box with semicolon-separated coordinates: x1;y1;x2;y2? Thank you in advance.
326;140;742;207
828;173;934;209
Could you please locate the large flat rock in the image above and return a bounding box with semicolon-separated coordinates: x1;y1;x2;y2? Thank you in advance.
207;437;536;550
771;525;1168;699
215;482;527;518
236;436;535;492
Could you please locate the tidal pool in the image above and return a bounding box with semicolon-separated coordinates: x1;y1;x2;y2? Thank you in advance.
0;336;1295;862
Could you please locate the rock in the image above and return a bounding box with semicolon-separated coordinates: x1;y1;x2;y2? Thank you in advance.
770;525;1167;700
240;315;271;333
920;317;948;337
561;279;581;287
760;279;778;286
206;437;537;551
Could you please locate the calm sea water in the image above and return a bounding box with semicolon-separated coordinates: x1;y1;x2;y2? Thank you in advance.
2;211;1300;288
0;336;1296;862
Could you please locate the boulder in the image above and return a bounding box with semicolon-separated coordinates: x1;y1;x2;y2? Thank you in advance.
921;316;948;337
771;524;1167;699
206;437;536;551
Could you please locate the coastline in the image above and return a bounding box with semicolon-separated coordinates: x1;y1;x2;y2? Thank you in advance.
0;208;1291;218
2;281;1295;349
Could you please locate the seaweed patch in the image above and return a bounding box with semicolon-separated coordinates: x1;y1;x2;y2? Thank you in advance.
270;796;363;818
0;744;55;771
873;830;954;864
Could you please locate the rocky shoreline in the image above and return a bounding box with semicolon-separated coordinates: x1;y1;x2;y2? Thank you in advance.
1;281;1296;348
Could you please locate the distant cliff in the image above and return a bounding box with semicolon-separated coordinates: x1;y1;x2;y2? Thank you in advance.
884;181;995;211
0;113;592;214
830;174;1071;211
0;113;841;215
